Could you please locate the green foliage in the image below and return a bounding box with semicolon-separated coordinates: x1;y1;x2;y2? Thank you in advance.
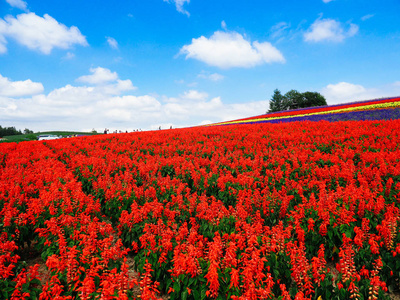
282;89;303;110
0;125;23;137
302;91;327;108
268;89;284;113
1;131;98;143
268;89;327;112
23;128;34;134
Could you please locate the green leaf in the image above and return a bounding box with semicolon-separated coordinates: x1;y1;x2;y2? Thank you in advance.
201;286;207;300
274;268;279;277
326;290;331;298
188;277;196;286
156;267;161;279
193;289;200;299
182;290;188;300
173;281;181;293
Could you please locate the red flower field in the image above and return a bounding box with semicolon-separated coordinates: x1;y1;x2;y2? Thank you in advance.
1;119;400;299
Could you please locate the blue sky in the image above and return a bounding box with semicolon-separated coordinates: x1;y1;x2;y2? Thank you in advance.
0;0;399;132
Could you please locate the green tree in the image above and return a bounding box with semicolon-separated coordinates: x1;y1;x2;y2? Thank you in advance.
0;126;22;137
268;89;284;112
302;91;327;108
268;89;327;112
283;89;303;110
24;128;34;134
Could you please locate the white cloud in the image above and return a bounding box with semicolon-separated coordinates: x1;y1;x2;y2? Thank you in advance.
0;69;146;131
180;90;209;101
0;74;44;97
221;21;227;30
63;52;75;60
101;79;137;95
321;82;383;104
5;0;27;10
0;13;87;54
361;14;374;21
0;20;8;54
77;67;119;85
163;0;190;16
103;95;161;110
199;120;212;125
198;72;224;81
106;36;118;49
209;73;224;81
270;22;291;40
220;100;269;122
76;68;136;94
0;67;272;132
322;0;334;3
163;93;224;121
180;31;285;68
304;18;359;42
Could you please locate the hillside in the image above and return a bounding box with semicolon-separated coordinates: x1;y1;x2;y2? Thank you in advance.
0;131;98;143
1;114;400;299
210;96;400;126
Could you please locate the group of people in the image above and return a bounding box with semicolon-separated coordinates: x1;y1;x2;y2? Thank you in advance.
103;126;173;134
103;128;142;134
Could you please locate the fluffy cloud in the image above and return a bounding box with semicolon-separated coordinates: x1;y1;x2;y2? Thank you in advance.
0;13;87;54
0;74;44;97
304;18;358;42
180;31;285;68
106;36;118;49
321;82;383;104
76;67;136;96
77;67;119;85
220;100;269;122
322;0;334;3
0;68;271;132
100;95;161;110
180;90;209;101
6;0;28;10
163;0;190;16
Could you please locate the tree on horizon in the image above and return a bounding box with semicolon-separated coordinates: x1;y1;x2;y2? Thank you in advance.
268;89;327;113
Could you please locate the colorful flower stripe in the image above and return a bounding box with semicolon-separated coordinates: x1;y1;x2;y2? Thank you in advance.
248;107;400;126
210;97;400;126
230;96;400;122
262;107;400;124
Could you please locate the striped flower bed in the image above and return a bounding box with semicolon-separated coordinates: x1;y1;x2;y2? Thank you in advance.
211;96;400;126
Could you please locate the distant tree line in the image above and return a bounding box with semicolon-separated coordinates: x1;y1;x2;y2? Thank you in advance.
0;125;33;137
268;89;327;113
